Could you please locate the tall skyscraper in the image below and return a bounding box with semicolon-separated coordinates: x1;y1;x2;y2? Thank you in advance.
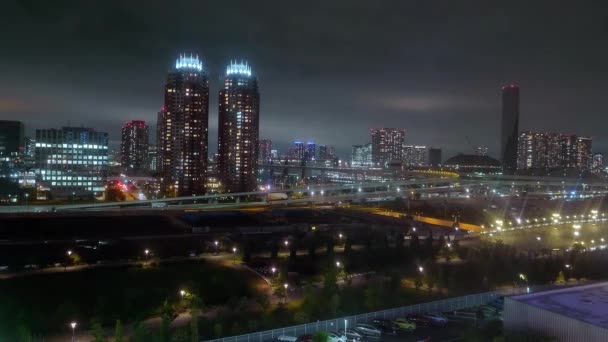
289;141;305;161
370;128;405;166
592;153;604;173
318;145;336;161
35;127;108;198
501;84;520;174
120;120;149;173
306;142;316;161
351;143;373;167
259;139;272;162
517;131;592;171
428;148;442;167
218;61;260;193
0;120;24;158
157;54;209;196
148;145;158;172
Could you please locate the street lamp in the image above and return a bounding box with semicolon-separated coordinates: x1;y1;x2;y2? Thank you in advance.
418;266;424;273
67;250;72;256
214;240;219;254
336;261;341;268
344;319;348;336
284;240;289;247
536;236;541;241
25;193;29;210
70;321;77;342
283;283;289;303
232;247;237;264
180;289;186;298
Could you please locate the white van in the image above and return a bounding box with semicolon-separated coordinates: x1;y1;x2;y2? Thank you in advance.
277;336;298;342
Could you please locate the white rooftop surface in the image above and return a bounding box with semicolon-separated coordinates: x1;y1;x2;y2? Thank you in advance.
514;282;608;328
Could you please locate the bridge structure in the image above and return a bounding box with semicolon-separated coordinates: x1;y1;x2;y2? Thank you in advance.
2;173;608;214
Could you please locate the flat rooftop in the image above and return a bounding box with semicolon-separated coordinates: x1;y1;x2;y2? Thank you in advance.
513;282;608;328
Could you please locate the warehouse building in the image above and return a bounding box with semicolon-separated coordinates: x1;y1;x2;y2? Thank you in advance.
504;282;608;341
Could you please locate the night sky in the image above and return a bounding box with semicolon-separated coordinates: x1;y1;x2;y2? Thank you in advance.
1;1;607;159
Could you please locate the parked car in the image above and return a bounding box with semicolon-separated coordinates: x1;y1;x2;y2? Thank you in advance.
355;323;382;337
343;329;363;341
327;332;347;342
407;314;433;327
371;318;397;335
393;317;416;331
423;313;448;326
277;335;298;342
297;334;313;342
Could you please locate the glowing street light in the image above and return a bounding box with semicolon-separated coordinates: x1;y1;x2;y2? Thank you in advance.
284;240;289;247
336;261;341;268
565;264;571;269
70;322;77;342
180;290;186;298
574;231;580;237
418;266;424;273
67;250;72;256
536;236;541;241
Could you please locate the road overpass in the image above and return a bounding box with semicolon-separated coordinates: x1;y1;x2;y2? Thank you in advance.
3;174;608;214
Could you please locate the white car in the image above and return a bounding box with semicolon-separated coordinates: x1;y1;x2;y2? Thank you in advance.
327;332;347;342
344;329;363;341
355;323;381;337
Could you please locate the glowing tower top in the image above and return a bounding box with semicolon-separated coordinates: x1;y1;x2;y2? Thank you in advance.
175;53;203;71
226;60;252;76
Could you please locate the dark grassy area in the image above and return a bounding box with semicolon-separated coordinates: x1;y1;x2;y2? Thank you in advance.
0;259;258;336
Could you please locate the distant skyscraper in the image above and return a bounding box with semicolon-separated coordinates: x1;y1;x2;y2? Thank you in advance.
306;142;316;161
148;145;158;172
428;148;442;167
592;153;604;173
319;145;336;161
517;131;592;171
403;145;428;166
290;141;305;161
121;120;149;173
351;143;373;167
259;139;272;162
0;120;24;158
475;146;488;156
35;127;108;198
218;61;260;193
271;149;278;159
370;128;405;166
157;54;209;196
501;84;520;174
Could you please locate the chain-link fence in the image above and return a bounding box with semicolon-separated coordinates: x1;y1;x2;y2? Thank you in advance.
203;291;504;342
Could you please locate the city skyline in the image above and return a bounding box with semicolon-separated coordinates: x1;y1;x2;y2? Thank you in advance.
1;1;608;158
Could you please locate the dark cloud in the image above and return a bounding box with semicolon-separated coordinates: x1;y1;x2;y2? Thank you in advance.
1;0;608;158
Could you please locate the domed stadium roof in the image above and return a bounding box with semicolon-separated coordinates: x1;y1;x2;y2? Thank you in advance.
444;154;501;168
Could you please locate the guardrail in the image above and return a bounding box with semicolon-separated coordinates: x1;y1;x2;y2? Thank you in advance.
203;290;508;342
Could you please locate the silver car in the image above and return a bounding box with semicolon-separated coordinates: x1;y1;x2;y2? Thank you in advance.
355;323;381;337
344;329;363;341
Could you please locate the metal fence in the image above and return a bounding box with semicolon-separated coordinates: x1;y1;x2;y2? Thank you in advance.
203;291;504;342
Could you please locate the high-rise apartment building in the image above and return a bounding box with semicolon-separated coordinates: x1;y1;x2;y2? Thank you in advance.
351;143;373;167
120;120;149;173
289;141;306;161
318;145;336;161
403;145;428;166
35;127;108;198
157;54;209;196
517;131;592;171
592;153;604;173
218;61;260;193
306;142;316;161
501;84;520;174
148;145;158;172
259;139;272;163
0;120;25;184
370;128;405;166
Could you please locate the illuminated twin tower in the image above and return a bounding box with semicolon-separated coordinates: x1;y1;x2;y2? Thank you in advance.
157;54;260;196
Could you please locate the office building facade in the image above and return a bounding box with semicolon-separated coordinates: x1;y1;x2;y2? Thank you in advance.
370;128;405;166
403;145;428;166
352;143;372;167
218;61;260;193
306;142;316;161
318;145;336;161
157;54;209;196
35;127;108;198
120;120;149;173
501;84;520;174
